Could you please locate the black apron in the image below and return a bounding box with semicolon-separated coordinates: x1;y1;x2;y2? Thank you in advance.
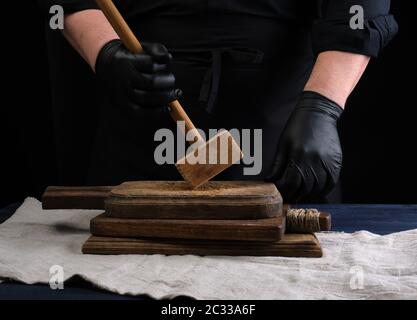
87;0;316;185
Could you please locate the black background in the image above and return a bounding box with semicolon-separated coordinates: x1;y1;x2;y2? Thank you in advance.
1;1;416;207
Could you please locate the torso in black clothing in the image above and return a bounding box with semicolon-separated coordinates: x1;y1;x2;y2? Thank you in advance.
88;0;317;185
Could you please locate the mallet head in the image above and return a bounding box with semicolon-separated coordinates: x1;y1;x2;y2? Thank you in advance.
176;130;243;189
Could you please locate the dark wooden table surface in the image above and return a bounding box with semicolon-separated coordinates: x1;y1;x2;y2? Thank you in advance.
1;202;416;299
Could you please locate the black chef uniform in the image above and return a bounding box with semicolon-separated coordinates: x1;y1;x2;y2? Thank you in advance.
41;0;398;190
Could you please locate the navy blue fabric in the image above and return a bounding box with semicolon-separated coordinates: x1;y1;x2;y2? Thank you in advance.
296;204;417;235
0;281;143;300
0;202;22;224
1;202;416;299
2;202;416;235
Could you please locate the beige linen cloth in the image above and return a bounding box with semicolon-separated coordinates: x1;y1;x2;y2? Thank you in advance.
0;198;416;299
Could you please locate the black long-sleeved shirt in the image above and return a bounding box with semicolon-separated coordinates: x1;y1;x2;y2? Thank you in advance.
41;0;397;57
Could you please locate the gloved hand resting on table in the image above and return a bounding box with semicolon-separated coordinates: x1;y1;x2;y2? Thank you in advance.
269;91;343;202
95;39;182;114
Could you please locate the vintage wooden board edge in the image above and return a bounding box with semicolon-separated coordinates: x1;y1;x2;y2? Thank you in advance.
90;214;285;242
105;181;283;220
82;233;323;258
41;185;331;231
42;182;284;220
110;181;280;199
105;201;282;220
42;186;112;210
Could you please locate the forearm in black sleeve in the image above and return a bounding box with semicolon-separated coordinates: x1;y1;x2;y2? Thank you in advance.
312;0;398;57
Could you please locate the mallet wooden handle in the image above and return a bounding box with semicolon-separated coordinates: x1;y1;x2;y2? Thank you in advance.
95;0;205;145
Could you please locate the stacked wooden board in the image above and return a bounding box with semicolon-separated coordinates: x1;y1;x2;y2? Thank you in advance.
42;181;326;257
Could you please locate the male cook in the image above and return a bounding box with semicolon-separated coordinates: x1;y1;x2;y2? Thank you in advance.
44;0;397;202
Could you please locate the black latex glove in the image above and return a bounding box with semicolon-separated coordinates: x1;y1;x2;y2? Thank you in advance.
95;39;181;114
269;91;343;202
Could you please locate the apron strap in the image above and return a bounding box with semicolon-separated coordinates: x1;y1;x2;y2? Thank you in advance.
199;47;264;113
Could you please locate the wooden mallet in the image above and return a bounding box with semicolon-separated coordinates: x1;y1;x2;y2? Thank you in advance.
95;0;243;189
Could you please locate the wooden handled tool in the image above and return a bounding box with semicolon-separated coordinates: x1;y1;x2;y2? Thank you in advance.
95;0;243;188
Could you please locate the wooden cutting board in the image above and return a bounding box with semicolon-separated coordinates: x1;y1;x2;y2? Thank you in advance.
42;186;112;210
82;233;322;258
90;214;285;242
105;181;282;220
42;181;283;220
